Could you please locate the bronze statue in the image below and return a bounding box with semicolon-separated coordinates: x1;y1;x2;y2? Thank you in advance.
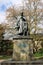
15;12;29;36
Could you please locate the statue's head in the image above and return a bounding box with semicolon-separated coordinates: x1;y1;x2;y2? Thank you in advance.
21;12;23;17
21;12;26;21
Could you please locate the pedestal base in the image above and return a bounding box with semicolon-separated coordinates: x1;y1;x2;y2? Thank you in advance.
13;36;33;61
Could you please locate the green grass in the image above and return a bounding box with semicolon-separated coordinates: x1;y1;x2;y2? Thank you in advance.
34;48;43;57
34;51;43;59
0;55;12;59
34;52;43;57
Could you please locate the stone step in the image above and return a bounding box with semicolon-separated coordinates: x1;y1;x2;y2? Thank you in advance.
13;35;33;40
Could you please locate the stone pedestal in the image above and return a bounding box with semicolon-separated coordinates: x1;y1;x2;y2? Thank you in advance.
12;36;33;61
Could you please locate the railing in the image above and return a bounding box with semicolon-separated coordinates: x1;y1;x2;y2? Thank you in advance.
0;60;43;65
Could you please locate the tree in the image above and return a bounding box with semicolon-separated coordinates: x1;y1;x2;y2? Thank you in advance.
24;0;43;53
24;0;43;34
0;24;5;55
0;24;13;55
0;24;5;40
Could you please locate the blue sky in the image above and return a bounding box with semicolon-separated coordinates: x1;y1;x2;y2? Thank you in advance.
0;0;23;24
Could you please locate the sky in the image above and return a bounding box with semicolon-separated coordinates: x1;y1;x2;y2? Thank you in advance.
0;0;23;24
0;0;43;24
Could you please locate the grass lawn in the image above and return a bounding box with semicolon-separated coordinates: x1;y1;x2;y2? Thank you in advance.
0;55;12;60
34;52;43;59
34;48;43;58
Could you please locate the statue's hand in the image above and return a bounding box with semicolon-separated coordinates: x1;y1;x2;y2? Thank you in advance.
15;25;20;30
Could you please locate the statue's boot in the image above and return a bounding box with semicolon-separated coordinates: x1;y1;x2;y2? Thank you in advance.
17;32;23;35
15;31;23;35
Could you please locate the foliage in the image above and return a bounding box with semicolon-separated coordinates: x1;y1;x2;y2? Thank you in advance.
0;24;13;55
0;40;13;55
34;48;43;57
25;0;43;34
0;24;5;40
0;55;12;59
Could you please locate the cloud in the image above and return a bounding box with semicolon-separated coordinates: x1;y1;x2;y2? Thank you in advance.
0;0;12;23
0;0;23;23
0;0;23;11
0;0;12;12
0;12;6;24
42;0;43;2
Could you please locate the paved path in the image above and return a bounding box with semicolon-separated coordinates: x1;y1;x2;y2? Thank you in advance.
0;60;5;63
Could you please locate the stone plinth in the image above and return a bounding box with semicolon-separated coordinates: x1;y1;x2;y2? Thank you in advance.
12;36;33;61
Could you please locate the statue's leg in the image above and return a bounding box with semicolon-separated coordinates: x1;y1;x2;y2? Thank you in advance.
23;30;27;36
27;30;29;35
